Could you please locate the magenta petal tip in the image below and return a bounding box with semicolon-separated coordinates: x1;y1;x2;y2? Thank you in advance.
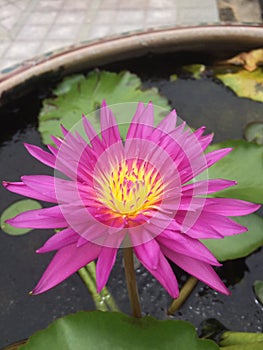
23;142;32;150
101;99;107;108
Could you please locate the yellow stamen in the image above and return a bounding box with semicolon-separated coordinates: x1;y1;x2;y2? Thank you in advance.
96;160;163;218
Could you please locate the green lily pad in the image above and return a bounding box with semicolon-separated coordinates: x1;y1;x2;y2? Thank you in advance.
0;200;42;236
182;64;205;79
207;140;263;204
220;331;263;347
254;280;263;304
2;340;27;350
38;70;170;145
219;344;263;350
244;121;263;145
216;68;263;102
19;311;219;350
202;214;263;261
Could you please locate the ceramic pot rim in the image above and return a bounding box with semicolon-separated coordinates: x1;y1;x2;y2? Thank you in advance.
0;24;263;99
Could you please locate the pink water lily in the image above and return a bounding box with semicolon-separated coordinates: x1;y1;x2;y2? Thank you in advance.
3;101;260;298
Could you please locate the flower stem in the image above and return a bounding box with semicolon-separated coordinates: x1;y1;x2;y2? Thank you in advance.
78;266;107;311
123;247;142;318
78;262;119;312
168;276;198;315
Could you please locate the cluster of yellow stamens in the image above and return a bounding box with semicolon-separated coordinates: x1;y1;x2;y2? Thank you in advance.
96;160;164;219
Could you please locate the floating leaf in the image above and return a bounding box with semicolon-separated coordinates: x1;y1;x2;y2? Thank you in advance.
202;214;263;261
219;344;263;350
19;311;219;350
254;280;263;304
207;140;263;204
2;340;27;350
182;64;205;79
217;48;263;72
216;68;263;102
0;200;42;236
199;318;227;340
244;121;263;145
38;70;170;144
220;331;263;347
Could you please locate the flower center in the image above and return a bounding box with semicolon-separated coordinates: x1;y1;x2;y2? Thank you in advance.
96;160;163;217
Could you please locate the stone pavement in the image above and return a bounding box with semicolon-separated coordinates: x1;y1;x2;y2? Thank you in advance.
0;0;262;72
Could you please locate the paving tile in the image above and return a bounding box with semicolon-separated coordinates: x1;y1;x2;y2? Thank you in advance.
4;41;40;59
40;39;74;53
99;0;118;9
77;22;93;41
145;9;177;25
116;0;149;9
1;15;21;30
1;57;25;70
176;8;219;24
0;3;19;20
26;11;58;25
115;10;145;24
149;0;177;8
0;0;9;7
87;23;113;39
112;23;145;34
34;0;64;11
0;41;10;56
176;0;219;22
92;10;117;24
46;23;81;40
55;10;87;24
12;0;32;11
0;25;10;39
62;0;94;10
176;0;217;8
16;24;50;41
82;13;93;24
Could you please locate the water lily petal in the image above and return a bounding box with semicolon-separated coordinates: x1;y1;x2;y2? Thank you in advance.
2;180;56;203
182;179;237;195
162;247;230;295
22;175;57;199
157;231;220;266
127;102;154;139
37;227;79;253
182;211;248;239
206;148;232;168
32;242;101;294
204;198;260;216
135;247;179;298
82;115;105;154
24;143;56;168
96;247;118;292
156;109;177;133
6;205;67;228
100;100;122;146
133;238;161;270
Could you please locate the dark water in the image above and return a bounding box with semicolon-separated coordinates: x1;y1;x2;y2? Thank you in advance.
0;54;262;348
